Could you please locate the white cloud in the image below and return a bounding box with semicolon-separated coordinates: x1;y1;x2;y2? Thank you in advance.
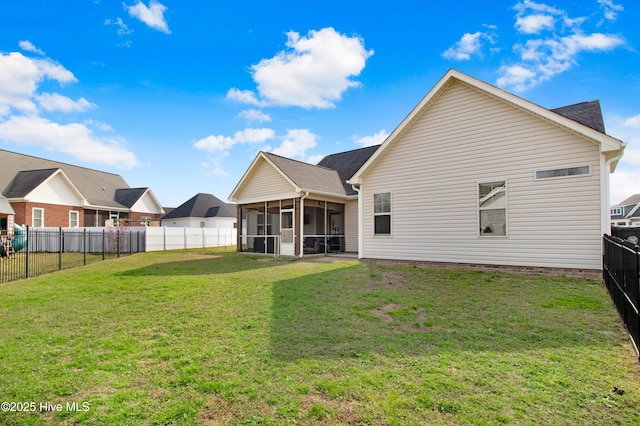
272;129;318;159
515;14;555;34
494;1;626;92
354;129;389;147
37;93;96;113
230;27;373;109
622;113;640;129
226;88;261;106
0;115;139;168
238;109;271;123
125;0;170;34
606;114;640;204
104;17;133;36
598;0;624;23
498;32;624;91
193;127;275;154
442;32;488;60
0;52;77;116
18;40;45;55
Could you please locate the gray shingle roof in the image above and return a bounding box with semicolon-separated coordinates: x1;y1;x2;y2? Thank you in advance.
162;193;235;219
3;169;59;198
115;188;148;208
615;194;640;206
316;145;379;195
0;149;141;209
263;152;348;195
550;100;606;133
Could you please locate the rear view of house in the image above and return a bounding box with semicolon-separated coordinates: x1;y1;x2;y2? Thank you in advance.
230;69;625;273
349;69;625;271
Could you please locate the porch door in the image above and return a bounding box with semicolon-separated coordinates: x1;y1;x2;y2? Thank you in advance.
280;209;295;256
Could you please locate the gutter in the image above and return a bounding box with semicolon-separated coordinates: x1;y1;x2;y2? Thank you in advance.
350;183;363;259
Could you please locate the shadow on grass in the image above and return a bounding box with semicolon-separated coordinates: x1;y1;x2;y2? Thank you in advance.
269;264;617;361
116;254;287;277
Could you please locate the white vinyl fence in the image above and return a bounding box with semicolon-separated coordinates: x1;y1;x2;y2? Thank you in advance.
22;226;236;253
144;226;236;251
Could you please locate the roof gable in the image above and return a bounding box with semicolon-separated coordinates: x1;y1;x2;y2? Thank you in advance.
4;168;86;206
350;69;625;184
229;152;348;202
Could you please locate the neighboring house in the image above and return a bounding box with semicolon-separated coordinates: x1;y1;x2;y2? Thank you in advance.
0;149;164;228
229;69;625;272
0;193;15;231
611;194;640;227
161;193;236;228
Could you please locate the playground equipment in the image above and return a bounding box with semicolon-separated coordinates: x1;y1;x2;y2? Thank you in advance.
0;224;27;257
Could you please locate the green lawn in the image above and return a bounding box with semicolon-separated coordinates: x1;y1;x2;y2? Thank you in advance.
0;249;638;425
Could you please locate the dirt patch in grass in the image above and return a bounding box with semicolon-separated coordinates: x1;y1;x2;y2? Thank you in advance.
301;392;360;424
370;303;401;323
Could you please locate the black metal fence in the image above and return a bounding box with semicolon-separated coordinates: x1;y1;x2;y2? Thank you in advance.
603;234;640;357
1;227;145;283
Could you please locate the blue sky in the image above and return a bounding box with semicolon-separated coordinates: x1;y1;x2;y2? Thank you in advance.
0;0;639;207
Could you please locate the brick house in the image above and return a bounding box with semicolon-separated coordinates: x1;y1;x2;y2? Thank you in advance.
0;149;164;229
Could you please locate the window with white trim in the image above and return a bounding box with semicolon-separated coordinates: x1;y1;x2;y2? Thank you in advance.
69;211;79;227
479;181;506;236
611;207;623;216
374;193;391;235
33;208;44;227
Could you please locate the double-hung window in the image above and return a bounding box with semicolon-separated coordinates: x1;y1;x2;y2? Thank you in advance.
374;193;391;235
32;208;44;227
69;211;79;227
479;181;506;236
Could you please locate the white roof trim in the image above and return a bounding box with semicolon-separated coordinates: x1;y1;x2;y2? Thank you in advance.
350;68;625;184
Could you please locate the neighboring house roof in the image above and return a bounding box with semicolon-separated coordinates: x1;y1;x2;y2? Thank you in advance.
316;145;380;195
0;149;162;212
612;194;640;219
550;100;606;133
162;193;235;220
3;169;59;198
0;195;14;215
115;188;150;208
350;69;626;184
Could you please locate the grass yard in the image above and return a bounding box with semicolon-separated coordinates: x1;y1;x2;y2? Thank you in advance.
0;248;639;425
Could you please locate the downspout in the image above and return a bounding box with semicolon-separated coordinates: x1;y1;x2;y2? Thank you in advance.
351;183;362;259
299;191;309;258
602;148;625;237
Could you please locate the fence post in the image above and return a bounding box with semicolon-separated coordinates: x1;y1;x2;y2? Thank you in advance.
102;229;106;260
59;227;63;271
24;226;29;279
117;229;121;258
83;228;87;265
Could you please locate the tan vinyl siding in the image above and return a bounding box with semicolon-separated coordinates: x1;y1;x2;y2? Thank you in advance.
234;158;296;202
360;81;603;269
344;199;358;252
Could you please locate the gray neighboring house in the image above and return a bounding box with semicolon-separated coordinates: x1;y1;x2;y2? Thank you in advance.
161;193;236;228
611;194;640;228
